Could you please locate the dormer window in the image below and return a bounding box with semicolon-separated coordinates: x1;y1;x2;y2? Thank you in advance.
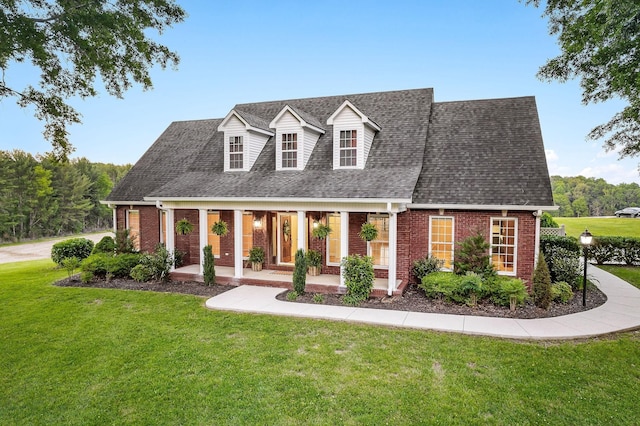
229;136;244;169
327;100;380;170
339;130;357;167
281;133;298;168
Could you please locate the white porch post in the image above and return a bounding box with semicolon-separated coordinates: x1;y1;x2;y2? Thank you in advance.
234;210;243;278
534;209;542;266
387;212;398;296
297;210;306;252
199;209;208;275
166;209;175;271
339;211;349;289
112;207;117;234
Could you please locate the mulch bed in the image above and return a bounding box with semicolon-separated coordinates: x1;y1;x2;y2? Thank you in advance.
55;276;607;320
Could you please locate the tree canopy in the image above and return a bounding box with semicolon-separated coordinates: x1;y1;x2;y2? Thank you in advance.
0;0;186;158
526;0;640;161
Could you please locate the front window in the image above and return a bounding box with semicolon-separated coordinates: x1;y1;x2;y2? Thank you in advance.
368;214;389;267
339;130;357;167
281;133;297;168
127;210;140;250
207;211;221;257
327;213;341;265
430;217;454;270
242;212;253;258
491;218;517;274
229;136;243;169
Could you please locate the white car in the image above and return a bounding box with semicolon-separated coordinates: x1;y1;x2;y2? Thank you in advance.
615;207;640;218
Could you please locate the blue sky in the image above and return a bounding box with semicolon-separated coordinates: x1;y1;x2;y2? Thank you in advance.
1;0;638;184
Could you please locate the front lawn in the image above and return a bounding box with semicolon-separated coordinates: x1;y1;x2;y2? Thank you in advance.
598;264;640;289
556;217;640;238
2;260;640;424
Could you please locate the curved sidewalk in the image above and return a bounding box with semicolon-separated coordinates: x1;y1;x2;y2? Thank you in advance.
205;265;640;340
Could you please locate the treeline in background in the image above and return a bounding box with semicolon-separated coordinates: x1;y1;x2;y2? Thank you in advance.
0;150;131;242
550;175;640;217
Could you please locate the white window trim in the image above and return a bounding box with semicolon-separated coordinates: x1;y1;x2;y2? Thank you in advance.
326;213;341;267
336;128;361;169
490;217;518;276
428;216;455;271
228;135;244;171
367;213;389;269
280;132;298;169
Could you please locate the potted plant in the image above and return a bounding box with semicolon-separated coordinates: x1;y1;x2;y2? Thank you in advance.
311;223;331;240
306;249;322;276
211;220;228;237
248;246;265;271
359;222;378;242
176;218;194;235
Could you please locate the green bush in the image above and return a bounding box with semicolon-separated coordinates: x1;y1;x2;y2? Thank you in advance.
411;254;444;282
589;236;622;265
115;229;137;254
138;244;173;282
545;246;582;288
341;254;374;304
92;235;116;254
305;249;322;268
293;249;307;295
540;235;581;257
459;272;483;306
203;245;215;286
51;238;95;266
488;276;528;307
540;212;558;228
174;249;186;268
61;257;81;278
620;237;640;265
453;233;493;276
312;293;324;303
130;264;153;282
81;253;142;280
533;253;552;309
286;291;299;301
551;281;573;304
420;272;466;303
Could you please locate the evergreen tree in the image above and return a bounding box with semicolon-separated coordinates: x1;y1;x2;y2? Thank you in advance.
533;253;553;309
293;249;307;295
203;245;215;286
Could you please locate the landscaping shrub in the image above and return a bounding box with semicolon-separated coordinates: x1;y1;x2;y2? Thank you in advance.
411;254;444;282
544;246;582;288
459;272;483;306
51;238;94;266
203;245;215;286
488;276;528;308
551;281;573;304
533;253;552;309
453;233;493;276
286;291;299;301
61;257;81;278
115;229;137;254
138;244;173;282
620;237;640;265
81;253;142;281
130;264;153;282
540;212;558;228
589;236;622;265
539;235;581;257
293;249;306;295
341;254;374;304
92;235;116;254
420;272;466;303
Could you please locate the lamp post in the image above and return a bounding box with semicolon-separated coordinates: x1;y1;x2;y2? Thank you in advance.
580;229;593;307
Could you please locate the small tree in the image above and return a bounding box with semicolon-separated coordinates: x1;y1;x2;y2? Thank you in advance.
203;245;215;286
454;232;492;276
293;249;307;295
61;257;81;279
533;253;552;309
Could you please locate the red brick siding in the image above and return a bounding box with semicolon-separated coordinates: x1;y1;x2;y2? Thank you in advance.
217;211;235;267
174;209;199;265
115;205;160;254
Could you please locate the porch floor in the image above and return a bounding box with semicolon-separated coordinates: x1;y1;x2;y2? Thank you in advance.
170;264;403;297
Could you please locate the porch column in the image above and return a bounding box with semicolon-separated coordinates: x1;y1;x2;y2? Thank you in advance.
166;209;175;271
387;211;398;296
339;211;349;288
234;209;244;278
297;210;306;252
112;207;117;234
534;209;542;266
199;209;208;275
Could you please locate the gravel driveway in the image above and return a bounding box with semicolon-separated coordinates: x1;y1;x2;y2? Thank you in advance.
0;232;112;264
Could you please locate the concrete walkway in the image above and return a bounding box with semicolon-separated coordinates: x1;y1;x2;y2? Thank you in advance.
205;264;640;340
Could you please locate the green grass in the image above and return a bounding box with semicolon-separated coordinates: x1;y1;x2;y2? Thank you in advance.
2;261;640;424
556;217;640;239
598;265;640;289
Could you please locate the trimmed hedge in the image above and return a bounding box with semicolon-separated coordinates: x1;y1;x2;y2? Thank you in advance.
51;238;94;266
586;236;640;265
80;253;142;280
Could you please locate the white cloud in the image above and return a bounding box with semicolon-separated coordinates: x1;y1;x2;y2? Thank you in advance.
579;163;640;184
545;149;559;161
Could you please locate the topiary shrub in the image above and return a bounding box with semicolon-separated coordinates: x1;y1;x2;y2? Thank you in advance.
92;235;116;254
411;254;444;282
341;254;374;305
293;249;307;295
533;253;552;309
51;238;95;266
203;245;215;286
551;281;573;304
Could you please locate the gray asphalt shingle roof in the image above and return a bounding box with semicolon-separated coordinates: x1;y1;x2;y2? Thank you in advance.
106;88;553;207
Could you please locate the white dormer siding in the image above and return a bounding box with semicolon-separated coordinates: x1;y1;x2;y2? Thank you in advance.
327;100;380;170
218;110;274;172
270;106;324;171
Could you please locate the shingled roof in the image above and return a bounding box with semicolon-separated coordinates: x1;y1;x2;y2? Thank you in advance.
106;88;553;208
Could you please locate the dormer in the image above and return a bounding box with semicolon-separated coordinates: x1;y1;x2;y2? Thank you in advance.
269;105;325;171
327;100;381;170
218;109;274;172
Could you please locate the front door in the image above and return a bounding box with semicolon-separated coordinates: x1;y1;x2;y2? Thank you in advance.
278;213;298;264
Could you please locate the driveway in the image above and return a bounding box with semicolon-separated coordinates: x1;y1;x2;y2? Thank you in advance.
0;232;112;264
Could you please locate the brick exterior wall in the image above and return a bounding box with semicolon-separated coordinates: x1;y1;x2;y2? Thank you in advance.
116;206;538;288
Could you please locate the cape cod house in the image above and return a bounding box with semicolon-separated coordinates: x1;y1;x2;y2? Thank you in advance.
104;88;555;295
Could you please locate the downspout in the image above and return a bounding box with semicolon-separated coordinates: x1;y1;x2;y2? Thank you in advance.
534;210;542;267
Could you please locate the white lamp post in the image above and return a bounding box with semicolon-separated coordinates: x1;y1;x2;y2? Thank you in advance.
580;229;593;307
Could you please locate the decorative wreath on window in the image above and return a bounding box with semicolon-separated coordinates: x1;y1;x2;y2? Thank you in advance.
283;219;291;242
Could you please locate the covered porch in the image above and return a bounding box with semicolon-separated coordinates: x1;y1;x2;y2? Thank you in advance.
171;264;405;298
